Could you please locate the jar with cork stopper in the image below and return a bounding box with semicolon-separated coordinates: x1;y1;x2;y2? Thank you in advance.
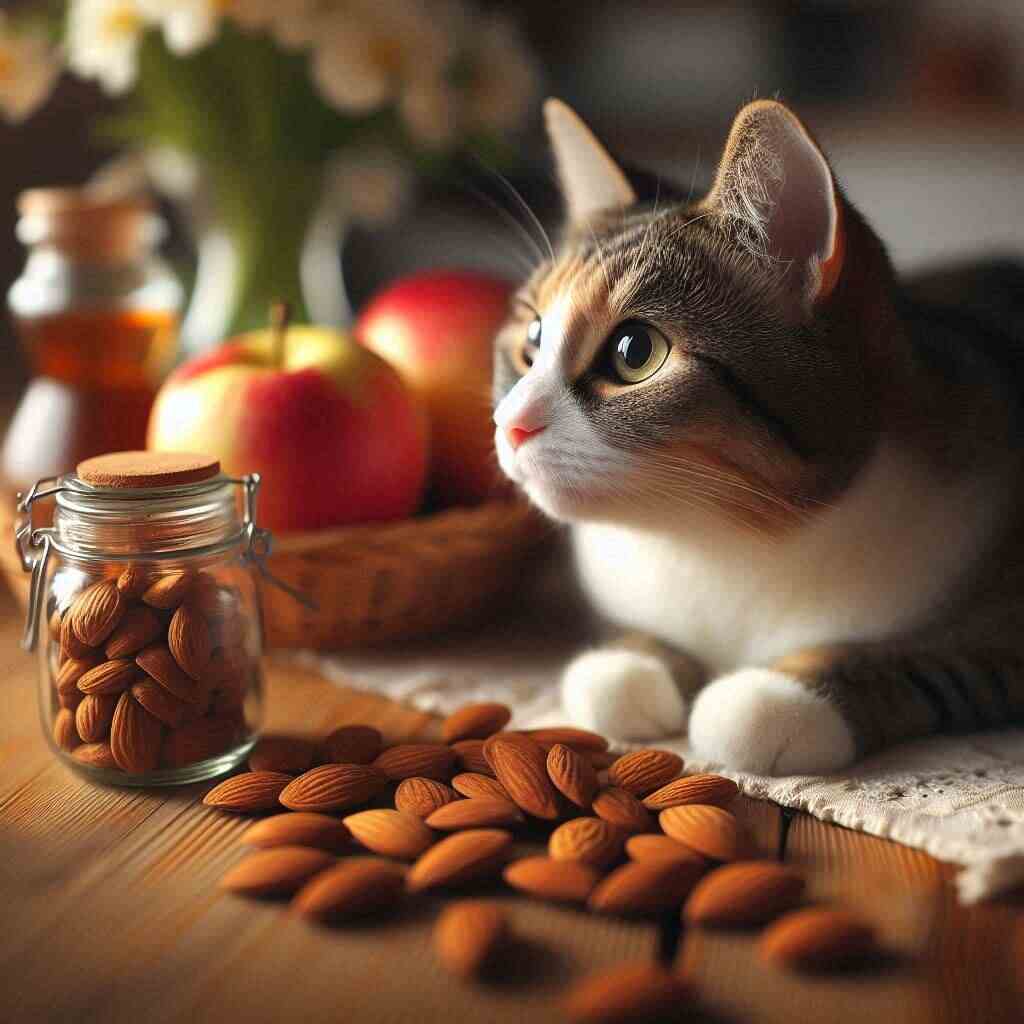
4;188;182;493
15;450;269;786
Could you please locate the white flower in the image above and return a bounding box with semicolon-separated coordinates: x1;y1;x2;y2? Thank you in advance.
324;146;413;225
0;15;61;123
399;75;457;149
310;0;453;114
228;0;326;49
458;13;539;134
66;0;150;94
138;0;222;56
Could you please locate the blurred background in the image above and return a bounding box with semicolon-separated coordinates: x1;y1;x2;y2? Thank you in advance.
0;0;1021;466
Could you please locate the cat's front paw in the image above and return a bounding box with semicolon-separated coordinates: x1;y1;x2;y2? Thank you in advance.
561;648;687;741
688;669;856;775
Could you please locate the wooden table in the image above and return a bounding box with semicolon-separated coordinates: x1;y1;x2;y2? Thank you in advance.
1;586;1021;1024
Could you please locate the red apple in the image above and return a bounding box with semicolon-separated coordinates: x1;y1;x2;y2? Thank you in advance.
354;270;513;507
147;325;429;533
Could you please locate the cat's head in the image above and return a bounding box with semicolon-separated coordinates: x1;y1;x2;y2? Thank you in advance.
492;99;895;533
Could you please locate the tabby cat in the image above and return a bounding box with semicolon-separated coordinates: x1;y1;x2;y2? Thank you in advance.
492;98;1024;775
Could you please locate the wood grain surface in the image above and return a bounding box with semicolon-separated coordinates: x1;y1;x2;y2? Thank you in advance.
1;585;1021;1023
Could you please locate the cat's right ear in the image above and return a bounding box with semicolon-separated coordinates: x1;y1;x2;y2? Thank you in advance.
705;100;844;316
544;98;637;222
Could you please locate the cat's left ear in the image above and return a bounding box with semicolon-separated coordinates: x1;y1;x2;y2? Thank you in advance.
544;98;637;222
706;100;844;315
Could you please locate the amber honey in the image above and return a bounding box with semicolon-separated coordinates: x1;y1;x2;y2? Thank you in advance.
4;188;182;491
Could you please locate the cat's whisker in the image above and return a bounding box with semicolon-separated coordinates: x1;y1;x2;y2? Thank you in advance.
472;156;556;265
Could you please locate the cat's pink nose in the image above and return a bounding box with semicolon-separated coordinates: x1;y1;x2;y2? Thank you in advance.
506;425;544;450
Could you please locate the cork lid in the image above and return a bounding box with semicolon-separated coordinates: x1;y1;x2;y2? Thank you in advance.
16;187;159;262
76;451;221;489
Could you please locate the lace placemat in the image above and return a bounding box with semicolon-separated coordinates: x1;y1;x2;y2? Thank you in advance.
298;559;1024;904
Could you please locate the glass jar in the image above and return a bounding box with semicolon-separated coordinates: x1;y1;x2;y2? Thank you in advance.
14;451;269;786
3;189;182;493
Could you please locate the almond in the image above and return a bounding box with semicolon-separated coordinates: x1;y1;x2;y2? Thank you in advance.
684;861;805;928
625;834;705;866
162;715;239;768
592;787;655;833
77;658;139;696
104;605;164;660
48;607;63;641
588;751;618;770
441;702;512;743
220;846;336;898
248;735;316;775
759;907;876;969
53;708;80;751
549;817;625;869
241;813;351;852
608;749;683;796
61;615;96;660
562;963;694;1024
136;643;204;704
503;856;601;904
547;743;599;808
425;797;524;831
168;602;213;679
203;771;294;812
131;678;192;728
291;857;405;921
71;741;118;770
205;644;249;691
484;734;560;820
588;857;705;915
450;739;493;775
109;691;162;774
394;777;459;818
279;763;387;813
322;724;383;765
451;773;511;801
55;652;103;695
434;900;508;979
68;580;125;647
525;727;609;753
116;564;150;599
58;688;84;711
406;828;512;892
659;805;743;862
642;773;739;810
142;569;195;610
342;809;436;860
373;743;457;782
75;693;117;743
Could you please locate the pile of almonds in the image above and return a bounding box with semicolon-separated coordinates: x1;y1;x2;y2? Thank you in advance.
49;566;256;774
204;701;883;1021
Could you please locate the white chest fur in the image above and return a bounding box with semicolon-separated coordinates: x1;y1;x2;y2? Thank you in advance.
572;445;1012;675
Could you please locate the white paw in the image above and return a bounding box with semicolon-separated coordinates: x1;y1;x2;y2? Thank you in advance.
688;668;856;775
561;648;687;741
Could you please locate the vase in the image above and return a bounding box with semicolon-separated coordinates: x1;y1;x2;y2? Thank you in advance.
177;159;352;356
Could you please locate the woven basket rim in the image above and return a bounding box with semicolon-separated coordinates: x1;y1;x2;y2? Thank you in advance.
268;498;542;555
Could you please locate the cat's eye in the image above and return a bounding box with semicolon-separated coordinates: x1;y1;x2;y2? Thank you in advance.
514;316;542;373
606;322;669;384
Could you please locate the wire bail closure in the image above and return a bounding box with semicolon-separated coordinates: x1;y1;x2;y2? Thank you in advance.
14;471;315;653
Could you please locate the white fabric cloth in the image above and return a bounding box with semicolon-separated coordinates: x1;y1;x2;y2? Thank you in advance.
297;554;1024;904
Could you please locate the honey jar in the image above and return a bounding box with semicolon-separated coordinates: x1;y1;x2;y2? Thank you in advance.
15;451;269;786
3;189;182;492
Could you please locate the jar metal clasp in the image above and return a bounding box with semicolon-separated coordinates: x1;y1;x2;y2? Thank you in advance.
14;476;64;652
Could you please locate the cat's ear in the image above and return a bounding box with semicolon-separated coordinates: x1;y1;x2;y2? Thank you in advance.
707;100;844;314
544;98;637;222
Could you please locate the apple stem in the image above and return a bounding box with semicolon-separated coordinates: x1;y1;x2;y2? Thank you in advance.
269;301;291;369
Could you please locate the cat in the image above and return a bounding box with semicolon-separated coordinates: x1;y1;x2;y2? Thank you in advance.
491;97;1024;776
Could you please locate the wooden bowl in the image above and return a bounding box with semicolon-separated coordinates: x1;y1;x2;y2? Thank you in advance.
0;499;550;650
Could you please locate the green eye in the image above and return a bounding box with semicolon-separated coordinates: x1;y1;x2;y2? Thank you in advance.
607;322;669;384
